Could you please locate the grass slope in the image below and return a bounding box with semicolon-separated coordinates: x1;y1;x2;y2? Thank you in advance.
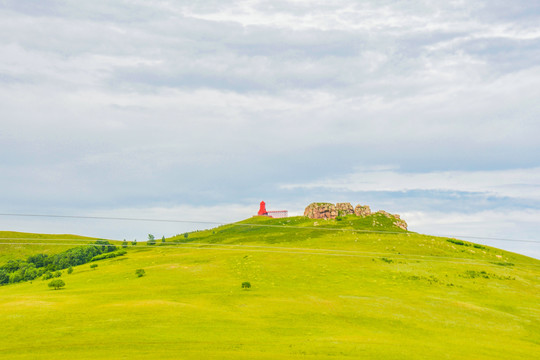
0;216;539;359
0;231;104;263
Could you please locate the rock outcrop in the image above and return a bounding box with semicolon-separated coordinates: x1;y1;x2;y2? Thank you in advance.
304;202;407;230
393;219;408;231
375;210;408;230
354;205;371;217
304;203;337;219
336;202;354;216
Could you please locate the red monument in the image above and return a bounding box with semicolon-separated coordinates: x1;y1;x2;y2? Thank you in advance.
256;201;288;218
258;201;268;216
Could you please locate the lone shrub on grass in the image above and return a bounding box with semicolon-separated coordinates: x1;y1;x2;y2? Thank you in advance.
90;264;98;270
48;279;65;290
242;281;251;289
135;269;145;278
67;266;73;274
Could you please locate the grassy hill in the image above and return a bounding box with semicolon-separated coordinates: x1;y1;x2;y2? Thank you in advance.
0;231;105;263
0;215;539;359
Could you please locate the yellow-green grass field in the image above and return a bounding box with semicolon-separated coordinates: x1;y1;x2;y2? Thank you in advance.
0;231;107;263
1;215;539;359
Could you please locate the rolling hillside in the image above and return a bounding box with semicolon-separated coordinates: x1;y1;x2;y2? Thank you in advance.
0;215;539;359
0;231;104;263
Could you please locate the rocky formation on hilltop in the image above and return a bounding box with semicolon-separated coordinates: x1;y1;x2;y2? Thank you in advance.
354;205;371;217
375;210;408;230
304;203;337;219
336;202;354;216
304;202;407;230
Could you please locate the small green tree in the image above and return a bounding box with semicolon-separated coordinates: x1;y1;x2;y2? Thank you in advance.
122;240;128;248
90;264;98;270
42;271;53;280
54;270;62;278
183;233;188;239
135;269;145;278
132;239;137;246
241;281;251;289
161;236;165;243
147;234;156;246
48;279;65;290
67;266;73;274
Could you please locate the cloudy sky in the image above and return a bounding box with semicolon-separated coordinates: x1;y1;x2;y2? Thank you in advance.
1;1;539;258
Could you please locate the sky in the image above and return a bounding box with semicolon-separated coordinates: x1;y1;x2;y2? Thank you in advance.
1;1;539;258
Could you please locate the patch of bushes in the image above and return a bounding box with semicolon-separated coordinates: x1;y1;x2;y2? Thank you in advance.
135;269;145;277
460;270;514;280
463;270;490;279
91;250;127;262
380;257;394;263
447;239;465;246
447;239;486;249
407;275;440;284
491;262;514;267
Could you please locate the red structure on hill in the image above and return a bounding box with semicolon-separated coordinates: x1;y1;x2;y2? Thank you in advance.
256;201;288;218
258;201;268;216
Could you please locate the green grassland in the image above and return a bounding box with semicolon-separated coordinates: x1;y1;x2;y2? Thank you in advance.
0;231;105;263
0;215;539;359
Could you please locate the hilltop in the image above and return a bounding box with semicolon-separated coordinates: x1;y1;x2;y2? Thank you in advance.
0;215;539;359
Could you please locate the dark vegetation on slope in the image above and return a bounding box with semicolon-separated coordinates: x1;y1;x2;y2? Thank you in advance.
0;240;118;285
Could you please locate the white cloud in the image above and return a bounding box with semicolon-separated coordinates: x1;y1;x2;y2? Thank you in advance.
281;167;540;201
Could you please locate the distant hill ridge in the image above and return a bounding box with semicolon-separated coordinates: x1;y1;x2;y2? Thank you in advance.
304;202;408;230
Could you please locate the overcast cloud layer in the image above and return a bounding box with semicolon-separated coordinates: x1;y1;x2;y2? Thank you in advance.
1;1;539;258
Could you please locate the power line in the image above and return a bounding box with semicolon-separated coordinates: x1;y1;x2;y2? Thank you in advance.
0;212;539;244
0;213;220;225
